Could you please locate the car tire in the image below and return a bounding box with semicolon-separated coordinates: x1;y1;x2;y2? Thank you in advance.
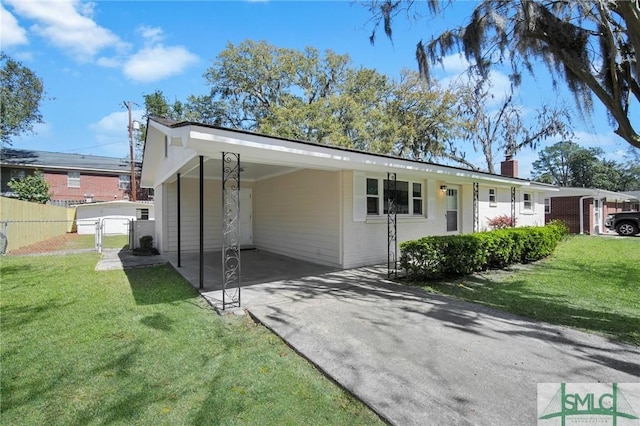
615;222;639;236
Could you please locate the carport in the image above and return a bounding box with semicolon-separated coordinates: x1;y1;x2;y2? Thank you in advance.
141;118;352;310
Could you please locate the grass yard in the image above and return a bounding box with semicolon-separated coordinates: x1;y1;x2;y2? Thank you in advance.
0;253;383;425
408;236;640;345
7;233;128;255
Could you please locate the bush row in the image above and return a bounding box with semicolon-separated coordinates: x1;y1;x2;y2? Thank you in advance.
399;221;569;279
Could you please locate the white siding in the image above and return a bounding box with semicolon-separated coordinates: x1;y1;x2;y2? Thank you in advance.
163;178;255;253
478;185;545;229
342;171;454;268
156;183;165;251
254;169;341;266
478;185;514;231
342;174;547;268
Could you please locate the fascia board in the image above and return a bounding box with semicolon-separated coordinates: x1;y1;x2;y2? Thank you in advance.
186;128;529;187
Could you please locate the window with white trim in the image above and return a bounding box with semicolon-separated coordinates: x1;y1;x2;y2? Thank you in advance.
489;188;497;206
544;198;551;214
68;171;80;188
136;208;149;220
367;178;424;216
523;192;533;211
119;174;130;190
412;183;423;215
366;178;379;215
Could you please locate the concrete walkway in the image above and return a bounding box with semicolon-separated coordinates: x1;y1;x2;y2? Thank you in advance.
95;248;168;271
238;267;640;425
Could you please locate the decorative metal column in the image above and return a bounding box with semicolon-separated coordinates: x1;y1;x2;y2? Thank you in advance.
511;186;516;227
473;182;479;232
199;156;204;289
387;172;398;279
177;173;181;267
222;152;241;309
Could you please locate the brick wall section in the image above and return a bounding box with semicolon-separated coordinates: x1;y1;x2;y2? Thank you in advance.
500;159;518;178
545;196;586;234
545;197;632;234
44;171;127;202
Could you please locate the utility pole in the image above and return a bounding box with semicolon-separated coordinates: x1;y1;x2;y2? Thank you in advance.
125;101;137;201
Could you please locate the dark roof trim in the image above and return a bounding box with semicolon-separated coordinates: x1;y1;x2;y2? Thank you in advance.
0;148;133;173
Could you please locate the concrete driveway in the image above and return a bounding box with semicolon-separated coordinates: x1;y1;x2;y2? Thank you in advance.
238;267;640;425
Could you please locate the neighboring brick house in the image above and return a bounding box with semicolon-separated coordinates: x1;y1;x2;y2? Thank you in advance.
0;148;150;204
543;187;639;234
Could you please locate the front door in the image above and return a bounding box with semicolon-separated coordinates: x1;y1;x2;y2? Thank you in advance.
240;188;253;247
446;187;459;232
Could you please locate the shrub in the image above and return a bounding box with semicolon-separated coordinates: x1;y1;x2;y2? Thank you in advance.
140;235;154;250
400;223;565;280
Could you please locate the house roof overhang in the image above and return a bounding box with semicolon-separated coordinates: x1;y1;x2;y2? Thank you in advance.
544;186;640;202
141;117;547;189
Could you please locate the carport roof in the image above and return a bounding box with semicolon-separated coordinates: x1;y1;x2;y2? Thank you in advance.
546;186;640;202
142;116;554;189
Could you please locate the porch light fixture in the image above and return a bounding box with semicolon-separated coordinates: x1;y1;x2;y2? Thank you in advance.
440;185;447;192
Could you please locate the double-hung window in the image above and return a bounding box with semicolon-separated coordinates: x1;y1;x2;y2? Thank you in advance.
367;177;424;216
412;183;423;215
489;188;497;206
119;174;130;190
544;198;551;214
366;178;379;215
68;171;80;188
523;192;533;211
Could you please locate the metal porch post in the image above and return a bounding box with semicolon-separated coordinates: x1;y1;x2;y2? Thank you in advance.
511;187;516;227
473;182;479;232
387;172;397;279
199;156;204;289
222;152;241;309
177;172;181;267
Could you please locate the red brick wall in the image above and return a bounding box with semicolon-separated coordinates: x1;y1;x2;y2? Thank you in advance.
545;197;633;234
500;159;518;178
44;171;128;202
545;196;591;234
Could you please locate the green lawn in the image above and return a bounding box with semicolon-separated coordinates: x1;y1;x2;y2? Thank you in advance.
408;235;640;345
0;253;382;425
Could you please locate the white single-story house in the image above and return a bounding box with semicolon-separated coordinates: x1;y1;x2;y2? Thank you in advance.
73;200;155;235
141;117;553;305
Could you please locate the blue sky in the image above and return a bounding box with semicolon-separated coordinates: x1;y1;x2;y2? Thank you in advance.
1;0;635;177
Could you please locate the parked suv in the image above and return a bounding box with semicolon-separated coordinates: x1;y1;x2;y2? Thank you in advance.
604;211;640;236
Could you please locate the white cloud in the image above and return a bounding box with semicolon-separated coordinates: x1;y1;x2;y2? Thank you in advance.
137;25;164;44
123;45;198;83
89;109;145;156
5;0;127;61
1;4;28;47
438;53;470;74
